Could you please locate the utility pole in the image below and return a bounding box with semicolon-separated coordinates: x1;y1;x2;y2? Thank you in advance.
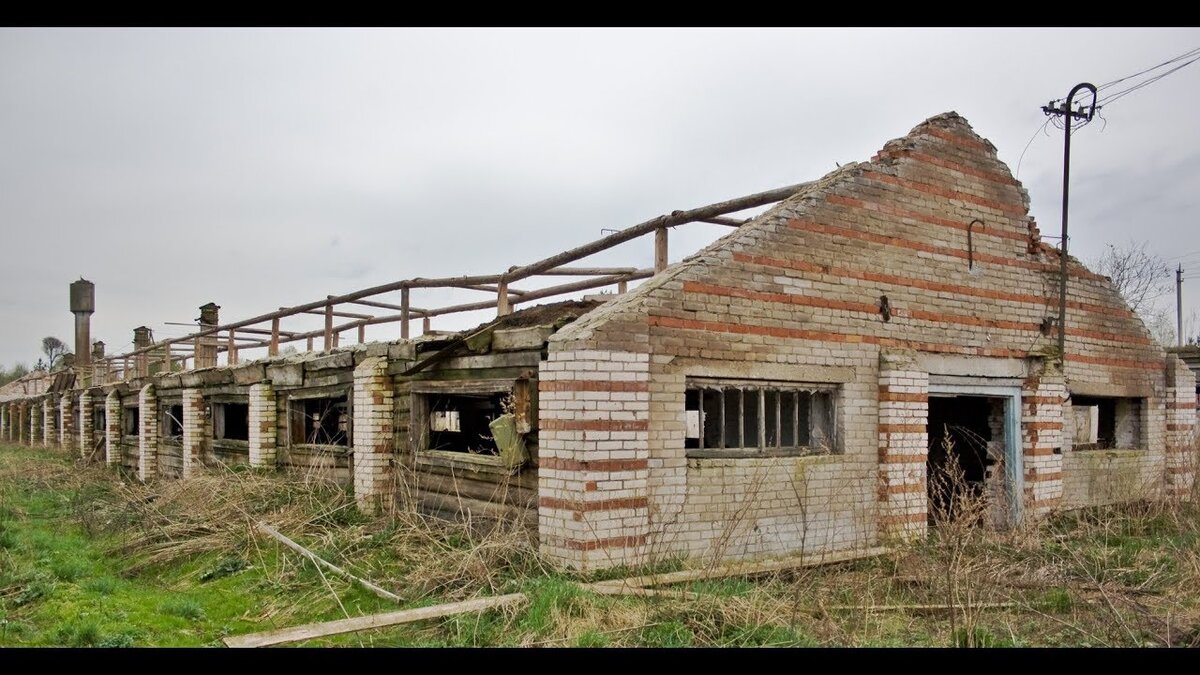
1042;83;1099;362
1178;264;1185;347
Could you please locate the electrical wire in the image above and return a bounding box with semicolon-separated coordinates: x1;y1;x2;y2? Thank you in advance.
1094;46;1200;92
1097;55;1200;107
1014;117;1054;179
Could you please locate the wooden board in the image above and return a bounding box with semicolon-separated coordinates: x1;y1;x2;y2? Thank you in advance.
223;593;527;648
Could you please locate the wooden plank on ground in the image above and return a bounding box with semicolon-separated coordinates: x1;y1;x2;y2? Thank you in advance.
256;522;402;604
222;593;527;648
608;546;890;590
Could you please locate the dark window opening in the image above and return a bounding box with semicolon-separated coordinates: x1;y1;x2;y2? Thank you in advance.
122;407;139;437
162;404;183;439
685;380;834;455
426;392;507;455
289;397;349;446
94;408;106;433
1070;395;1143;450
213;402;249;441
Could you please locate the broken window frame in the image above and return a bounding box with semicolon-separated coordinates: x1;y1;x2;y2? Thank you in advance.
410;378;533;467
211;399;251;444
161;401;184;442
1068;394;1145;451
286;388;352;450
121;405;140;439
684;378;837;459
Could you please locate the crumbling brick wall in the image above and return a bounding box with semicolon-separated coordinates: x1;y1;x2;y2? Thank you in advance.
541;112;1180;569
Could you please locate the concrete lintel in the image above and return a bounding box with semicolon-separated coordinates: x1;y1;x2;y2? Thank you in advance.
671;357;854;384
915;353;1027;379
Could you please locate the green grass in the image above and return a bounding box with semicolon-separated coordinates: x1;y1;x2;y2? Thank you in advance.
2;442;1199;647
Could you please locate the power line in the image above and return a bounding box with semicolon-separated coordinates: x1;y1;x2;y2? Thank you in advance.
1014;117;1054;179
1094;46;1200;92
1098;54;1200;107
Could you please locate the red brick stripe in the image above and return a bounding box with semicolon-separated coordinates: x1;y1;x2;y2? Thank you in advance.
1024;447;1061;457
882;482;925;495
1023;396;1065;405
921;127;991;151
648;313;1029;360
879;391;929;403
539;496;648;513
1065;354;1164;371
1167;424;1194;432
1025;422;1064;431
1028;498;1060;510
863;171;1027;217
539;457;648;472
1027;471;1063;483
878;147;1019;186
735;251;1130;319
880;512;927;526
879;453;928;464
540;419;648;432
880;423;926;433
540;381;649;392
564;534;646;551
791;215;1032;263
824;194;1028;243
1167;401;1197;410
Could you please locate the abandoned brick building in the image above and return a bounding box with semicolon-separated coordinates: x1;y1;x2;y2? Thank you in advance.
1;112;1196;571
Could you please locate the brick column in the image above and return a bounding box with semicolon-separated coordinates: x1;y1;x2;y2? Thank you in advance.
181;388;205;478
877;350;929;541
138;384;158;481
42;396;56;447
78;390;93;459
17;402;27;445
60;394;75;451
352;357;394;514
538;348;651;571
248;382;277;468
105;391;122;466
1166;356;1197;501
0;404;8;443
30;402;41;446
1022;368;1066;518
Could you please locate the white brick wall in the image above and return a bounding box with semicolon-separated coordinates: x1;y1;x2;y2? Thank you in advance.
138;384;157;481
353;356;393;514
248;382;277;468
182;388;205;478
79;390;93;459
42;396;56;448
105;391;121;466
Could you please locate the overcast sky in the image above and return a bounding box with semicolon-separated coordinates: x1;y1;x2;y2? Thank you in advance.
2;28;1199;367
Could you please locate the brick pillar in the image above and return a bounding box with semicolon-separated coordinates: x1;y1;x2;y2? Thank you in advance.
30;401;41;446
17;402;27;445
1166;356;1197;501
538;348;651;571
1021;368;1065;518
79;390;93;459
138;384;157;481
0;404;8;443
181;388;206;478
248;382;277;468
877;350;929;541
105;391;122;466
60;394;75;450
352;357;394;514
42;396;56;447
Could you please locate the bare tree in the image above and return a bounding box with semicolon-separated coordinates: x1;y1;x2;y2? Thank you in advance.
41;336;71;371
1091;240;1171;317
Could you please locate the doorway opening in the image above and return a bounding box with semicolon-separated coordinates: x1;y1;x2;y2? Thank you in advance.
927;395;1007;526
